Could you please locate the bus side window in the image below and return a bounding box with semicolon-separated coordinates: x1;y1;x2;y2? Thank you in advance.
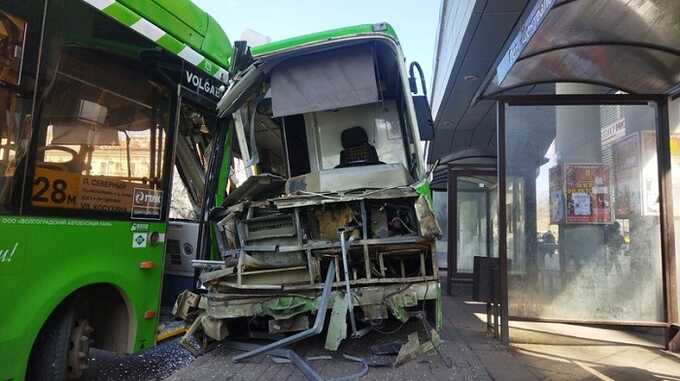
27;1;172;218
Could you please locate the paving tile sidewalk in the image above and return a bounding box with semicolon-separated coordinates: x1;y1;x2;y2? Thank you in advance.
165;289;531;381
165;284;680;381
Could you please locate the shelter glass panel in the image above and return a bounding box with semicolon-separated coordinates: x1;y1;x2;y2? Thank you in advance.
457;177;491;273
505;103;664;322
669;97;680;320
433;190;448;269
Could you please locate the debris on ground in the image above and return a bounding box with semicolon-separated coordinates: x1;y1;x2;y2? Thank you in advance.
370;342;402;356
369;328;444;368
394;332;421;367
270;355;332;364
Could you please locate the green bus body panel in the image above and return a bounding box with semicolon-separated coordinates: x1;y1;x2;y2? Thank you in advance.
215;127;234;207
202;16;232;70
0;218;166;380
117;0;232;68
251;23;399;57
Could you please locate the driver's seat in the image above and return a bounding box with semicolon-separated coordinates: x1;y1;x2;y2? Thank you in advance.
336;126;380;168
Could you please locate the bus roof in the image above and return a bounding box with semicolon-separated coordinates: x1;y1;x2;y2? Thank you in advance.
251;23;399;57
85;0;231;81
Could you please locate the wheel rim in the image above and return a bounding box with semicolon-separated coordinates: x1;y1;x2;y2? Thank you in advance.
67;319;93;379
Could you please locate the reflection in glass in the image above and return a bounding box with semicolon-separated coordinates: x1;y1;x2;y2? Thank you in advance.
0;2;44;213
433;190;448;268
457;178;490;273
669;98;680;320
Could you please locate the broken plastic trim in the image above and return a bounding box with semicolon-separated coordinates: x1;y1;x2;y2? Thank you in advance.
232;261;337;362
217;63;265;118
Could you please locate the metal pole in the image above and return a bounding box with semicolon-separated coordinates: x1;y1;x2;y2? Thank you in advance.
339;229;359;336
655;98;679;350
446;166;456;294
497;101;510;344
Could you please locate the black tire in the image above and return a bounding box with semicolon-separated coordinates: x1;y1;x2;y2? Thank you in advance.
28;298;94;380
26;303;75;381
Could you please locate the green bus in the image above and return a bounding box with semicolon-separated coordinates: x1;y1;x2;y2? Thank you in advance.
177;22;440;356
0;0;233;379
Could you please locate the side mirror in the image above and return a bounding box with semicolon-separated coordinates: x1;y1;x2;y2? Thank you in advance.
230;40;253;74
408;61;434;141
412;95;434;141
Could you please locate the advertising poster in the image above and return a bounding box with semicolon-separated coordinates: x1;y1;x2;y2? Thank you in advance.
549;165;564;224
638;131;680;216
612;133;641;218
31;167;157;215
671;134;680;217
565;164;612;224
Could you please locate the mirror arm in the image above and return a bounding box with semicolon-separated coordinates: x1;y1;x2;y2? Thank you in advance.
408;61;428;99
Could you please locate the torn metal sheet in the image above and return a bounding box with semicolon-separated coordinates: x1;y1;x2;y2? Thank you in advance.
268;315;310;334
324;294;349;351
173;290;201;320
270;187;419;209
202;316;229;341
285;164;413;195
414;195;441;240
394;332;420;367
418;329;442;355
179;314;205;356
261;296;317;320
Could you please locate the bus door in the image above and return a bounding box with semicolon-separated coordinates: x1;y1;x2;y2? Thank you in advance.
162;99;218;309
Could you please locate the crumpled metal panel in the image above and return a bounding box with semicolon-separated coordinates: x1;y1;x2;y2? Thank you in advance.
489;0;680;95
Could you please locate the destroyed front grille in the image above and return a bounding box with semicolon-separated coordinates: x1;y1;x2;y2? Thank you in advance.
245;214;295;242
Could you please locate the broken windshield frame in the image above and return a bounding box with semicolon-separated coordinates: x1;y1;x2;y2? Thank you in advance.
226;39;421;191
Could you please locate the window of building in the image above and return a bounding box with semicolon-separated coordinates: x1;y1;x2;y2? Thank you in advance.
0;1;44;214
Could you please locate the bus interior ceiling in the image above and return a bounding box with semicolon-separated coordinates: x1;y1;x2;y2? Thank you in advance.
177;39;441;348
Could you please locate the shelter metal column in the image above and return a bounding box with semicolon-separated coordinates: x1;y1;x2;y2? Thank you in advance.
497;101;509;344
446;166;457;295
656;98;679;351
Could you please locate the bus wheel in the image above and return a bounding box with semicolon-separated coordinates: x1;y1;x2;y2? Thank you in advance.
27;302;93;380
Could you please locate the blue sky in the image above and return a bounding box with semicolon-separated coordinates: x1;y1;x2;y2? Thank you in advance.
193;0;441;86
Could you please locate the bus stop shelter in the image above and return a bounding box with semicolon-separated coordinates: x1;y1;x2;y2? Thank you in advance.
429;0;680;350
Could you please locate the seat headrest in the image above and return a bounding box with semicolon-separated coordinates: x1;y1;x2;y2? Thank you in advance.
341;126;368;149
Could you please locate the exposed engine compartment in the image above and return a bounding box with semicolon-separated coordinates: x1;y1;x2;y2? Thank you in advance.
174;35;440;353
178;174;440;349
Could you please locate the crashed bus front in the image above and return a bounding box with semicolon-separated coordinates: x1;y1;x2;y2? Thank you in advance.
178;24;440;351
